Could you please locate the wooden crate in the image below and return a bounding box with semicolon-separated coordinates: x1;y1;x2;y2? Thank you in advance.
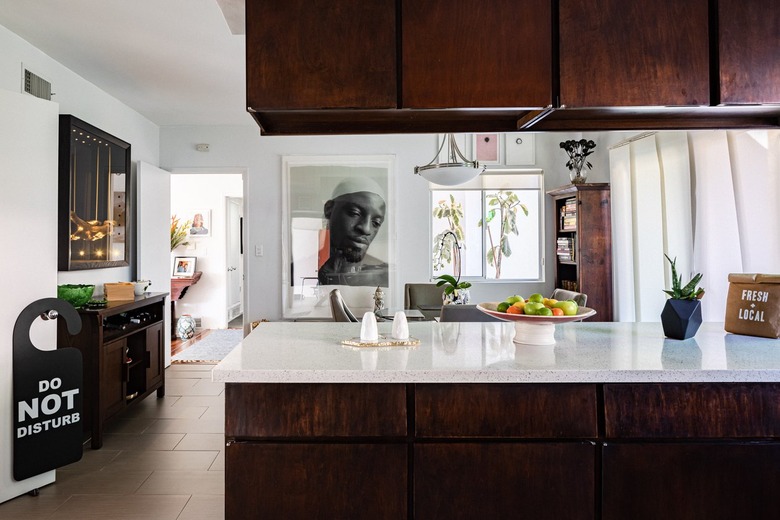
104;282;135;301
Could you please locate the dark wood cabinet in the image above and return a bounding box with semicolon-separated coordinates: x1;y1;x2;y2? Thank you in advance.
602;383;780;520
719;0;780;104
559;0;710;107
57;293;166;448
245;0;396;113
547;183;613;321
401;0;552;109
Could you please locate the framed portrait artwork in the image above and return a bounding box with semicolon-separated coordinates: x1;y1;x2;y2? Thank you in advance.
186;209;211;237
282;155;395;319
172;256;197;277
473;133;501;165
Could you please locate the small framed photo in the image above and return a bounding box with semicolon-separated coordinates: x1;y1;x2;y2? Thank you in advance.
187;209;211;237
173;256;197;277
473;133;501;165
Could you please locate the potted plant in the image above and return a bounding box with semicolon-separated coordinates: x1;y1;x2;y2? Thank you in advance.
435;274;472;305
478;190;528;279
560;139;596;184
661;254;705;340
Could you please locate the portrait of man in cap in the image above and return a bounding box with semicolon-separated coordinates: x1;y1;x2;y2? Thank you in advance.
318;176;388;287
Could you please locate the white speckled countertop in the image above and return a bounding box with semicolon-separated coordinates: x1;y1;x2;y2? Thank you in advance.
212;321;780;383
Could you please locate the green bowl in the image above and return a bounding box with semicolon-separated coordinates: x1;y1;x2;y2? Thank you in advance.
57;284;95;308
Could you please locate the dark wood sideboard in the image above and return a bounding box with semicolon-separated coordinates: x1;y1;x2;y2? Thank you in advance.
225;382;780;519
57;292;167;449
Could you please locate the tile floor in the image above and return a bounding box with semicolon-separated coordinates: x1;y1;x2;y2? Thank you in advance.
0;364;224;520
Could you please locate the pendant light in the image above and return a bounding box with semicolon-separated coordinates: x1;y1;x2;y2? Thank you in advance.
414;134;485;186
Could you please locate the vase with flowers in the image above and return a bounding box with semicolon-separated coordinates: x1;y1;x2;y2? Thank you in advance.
560;139;597;184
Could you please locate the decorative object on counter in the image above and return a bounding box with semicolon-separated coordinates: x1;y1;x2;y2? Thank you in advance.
103;282;135;301
392;311;409;340
56;284;95;308
415;133;485;186
478;190;529;279
170;215;191;250
724;273;780;339
176;314;196;339
559;138;596;184
477;302;596;345
373;286;385;314
360;312;379;342
340;336;420;349
133;280;151;296
661;254;704;340
173;256;197;277
83;299;107;310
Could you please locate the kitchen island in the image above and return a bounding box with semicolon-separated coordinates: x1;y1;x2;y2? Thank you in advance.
214;321;780;520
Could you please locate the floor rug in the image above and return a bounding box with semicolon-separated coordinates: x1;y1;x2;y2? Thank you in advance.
172;329;243;364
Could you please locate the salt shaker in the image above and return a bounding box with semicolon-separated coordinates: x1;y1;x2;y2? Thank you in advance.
392;311;409;340
360;311;379;342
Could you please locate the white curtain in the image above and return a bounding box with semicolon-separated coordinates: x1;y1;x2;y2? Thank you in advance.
610;130;780;322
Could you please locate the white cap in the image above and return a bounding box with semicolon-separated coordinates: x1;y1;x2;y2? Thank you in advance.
330;176;386;203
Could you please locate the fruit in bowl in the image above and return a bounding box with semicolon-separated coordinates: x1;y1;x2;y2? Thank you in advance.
495;293;579;316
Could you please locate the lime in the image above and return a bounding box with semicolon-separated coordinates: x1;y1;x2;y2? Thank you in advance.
537;307;553;316
497;302;510;313
528;293;544;303
523;302;545;315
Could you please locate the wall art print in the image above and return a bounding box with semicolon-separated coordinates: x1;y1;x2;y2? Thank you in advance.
282;155;395;320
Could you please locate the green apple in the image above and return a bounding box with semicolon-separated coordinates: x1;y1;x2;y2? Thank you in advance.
537;307;553;316
523;302;545;315
527;293;544;303
505;295;524;304
553;300;578;316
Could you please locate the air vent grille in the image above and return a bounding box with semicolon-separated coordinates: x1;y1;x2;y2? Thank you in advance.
24;69;52;100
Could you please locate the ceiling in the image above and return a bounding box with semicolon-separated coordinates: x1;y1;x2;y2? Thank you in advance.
0;0;251;127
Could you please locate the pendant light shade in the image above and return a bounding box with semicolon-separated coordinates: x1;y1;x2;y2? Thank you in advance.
414;134;485;186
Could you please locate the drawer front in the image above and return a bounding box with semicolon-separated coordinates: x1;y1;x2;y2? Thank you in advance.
415;383;598;438
226;383;407;438
604;383;780;438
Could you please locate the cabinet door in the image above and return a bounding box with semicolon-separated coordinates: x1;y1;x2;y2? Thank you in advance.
101;339;126;419
576;187;613;321
560;0;709;107
226;442;407;520
719;0;780;104
415;443;595;520
603;443;780;520
145;322;163;390
246;0;396;110
402;0;552;108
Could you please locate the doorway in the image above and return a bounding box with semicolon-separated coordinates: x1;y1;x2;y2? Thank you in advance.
226;196;243;327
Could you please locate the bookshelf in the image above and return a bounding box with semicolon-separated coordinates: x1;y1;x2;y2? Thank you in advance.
547;183;613;321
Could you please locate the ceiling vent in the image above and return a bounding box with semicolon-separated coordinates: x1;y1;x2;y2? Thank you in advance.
24;69;52;100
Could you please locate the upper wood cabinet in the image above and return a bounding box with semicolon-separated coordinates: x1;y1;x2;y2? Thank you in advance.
401;0;552;109
559;0;710;107
245;0;396;111
719;0;780;104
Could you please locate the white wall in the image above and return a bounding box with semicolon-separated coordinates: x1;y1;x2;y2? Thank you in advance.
0;24;161;288
170;172;243;329
160;127;622;323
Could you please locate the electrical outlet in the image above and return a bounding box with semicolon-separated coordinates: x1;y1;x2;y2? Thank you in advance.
255;245;263;257
195;143;209;152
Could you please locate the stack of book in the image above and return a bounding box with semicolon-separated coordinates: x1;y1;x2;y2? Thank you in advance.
557;237;576;262
560;280;579;291
560;197;577;230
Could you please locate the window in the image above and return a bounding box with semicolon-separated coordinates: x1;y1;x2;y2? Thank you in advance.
431;170;544;282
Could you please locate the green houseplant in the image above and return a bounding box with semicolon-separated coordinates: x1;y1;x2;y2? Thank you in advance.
170;215;191;251
661;254;704;339
432;195;465;274
478;190;528;279
435;274;472;305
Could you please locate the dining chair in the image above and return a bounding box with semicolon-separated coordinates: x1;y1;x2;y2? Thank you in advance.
329;289;359;322
439;304;502;322
404;283;443;320
550;288;588;307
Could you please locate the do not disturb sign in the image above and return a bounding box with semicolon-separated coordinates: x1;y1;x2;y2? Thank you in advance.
13;298;83;481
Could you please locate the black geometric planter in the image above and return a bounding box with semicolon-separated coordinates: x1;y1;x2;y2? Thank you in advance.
661;299;702;340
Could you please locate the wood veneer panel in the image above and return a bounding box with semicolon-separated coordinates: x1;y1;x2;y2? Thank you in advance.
402;0;552;108
604;383;780;438
560;0;710;107
226;443;407;520
415;443;595;520
415;383;598;438
246;0;396;110
603;443;780;520
225;383;406;438
576;186;613;322
719;0;780;104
